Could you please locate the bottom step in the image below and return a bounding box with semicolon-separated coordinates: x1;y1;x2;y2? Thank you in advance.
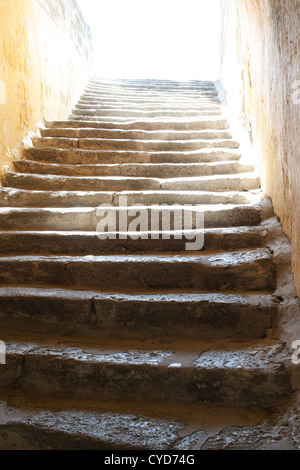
0;337;291;408
0;392;296;450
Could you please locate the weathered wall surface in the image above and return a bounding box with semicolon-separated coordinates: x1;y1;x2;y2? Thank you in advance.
0;0;93;172
220;0;300;298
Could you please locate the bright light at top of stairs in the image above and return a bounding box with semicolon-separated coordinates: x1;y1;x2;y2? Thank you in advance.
77;0;222;80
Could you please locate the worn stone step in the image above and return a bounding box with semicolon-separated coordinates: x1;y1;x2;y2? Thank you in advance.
32;137;239;152
0;396;275;450
46;117;230;131
3;172;161;191
69;110;223;120
0;399;198;450
86;84;218;95
78;97;219;107
0;249;276;292
2;172;259;193
90;77;216;86
0;288;274;339
41;127;232;141
74;102;220;112
86;82;218;92
0;188;257;208
71;108;222;119
0;338;290;407
86;83;218;93
0;204;262;230
0;227;263;255
13;160;254;178
24;147;242;165
80;95;220;106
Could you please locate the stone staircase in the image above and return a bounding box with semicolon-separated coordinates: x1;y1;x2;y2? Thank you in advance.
0;78;296;450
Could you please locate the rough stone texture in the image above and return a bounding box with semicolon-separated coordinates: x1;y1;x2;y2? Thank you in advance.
202;393;300;450
0;0;92;174
220;0;300;300
0;77;298;449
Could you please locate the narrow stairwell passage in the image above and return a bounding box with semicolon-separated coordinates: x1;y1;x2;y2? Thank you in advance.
0;78;296;450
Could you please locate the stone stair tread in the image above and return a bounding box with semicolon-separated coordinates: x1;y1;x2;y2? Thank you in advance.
0;227;263;254
0;188;259;208
46;118;230;130
0;246;273;260
0;335;291;407
2;172;259;193
24;147;242;164
2;334;285;366
0;248;276;292
13;159;254;177
41;128;232;140
5;171;258;181
0;285;275;301
32;137;239;151
0;394;274;450
0;286;275;340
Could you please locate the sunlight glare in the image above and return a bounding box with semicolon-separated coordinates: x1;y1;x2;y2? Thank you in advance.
77;0;221;80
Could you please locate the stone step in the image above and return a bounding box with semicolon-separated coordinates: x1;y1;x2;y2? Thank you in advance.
71;108;222;119
86;82;218;92
74;102;220;111
0;399;201;450
78;97;219;106
0;188;257;208
0;337;290;407
0;204;262;230
24;147;242;165
90;77;216;86
0;288;274;339
70;110;223;120
0;249;276;292
46;118;230;131
86;84;218;95
86;83;218;93
0;396;275;450
2;172;259;192
0;227;263;255
32;137;239;152
85;82;217;92
78;89;221;106
41;127;232;141
13;160;254;178
70;109;223;119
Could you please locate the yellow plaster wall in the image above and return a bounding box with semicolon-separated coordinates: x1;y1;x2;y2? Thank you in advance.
0;0;93;173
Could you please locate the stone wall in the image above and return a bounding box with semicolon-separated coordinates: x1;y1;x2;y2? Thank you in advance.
220;0;300;298
0;0;93;173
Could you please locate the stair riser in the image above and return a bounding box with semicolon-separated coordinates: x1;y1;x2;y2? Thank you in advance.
84;87;218;95
71;110;222;118
0;230;263;255
46;119;230;131
85;88;218;97
32;138;239;151
0;189;254;208
0;291;274;340
0;255;276;291
74;103;220;111
1;350;289;407
3;174;259;192
13;161;254;178
24;148;242;165
41;129;232;141
0;206;262;231
78;98;220;107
